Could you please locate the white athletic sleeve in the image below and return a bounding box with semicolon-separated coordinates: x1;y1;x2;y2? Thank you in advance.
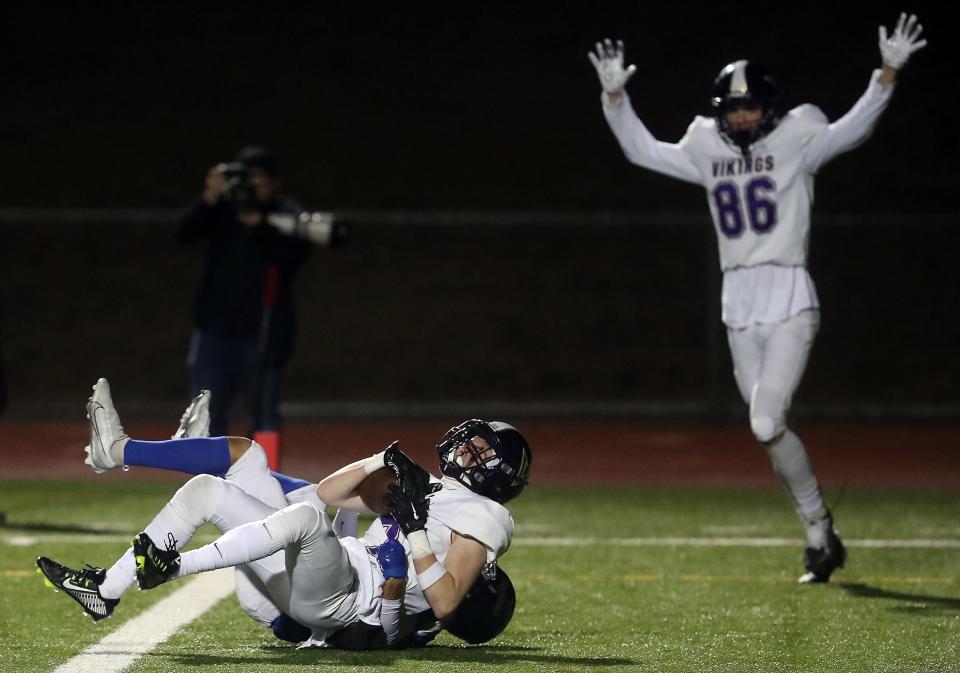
601;91;703;185
802;70;895;173
380;598;402;645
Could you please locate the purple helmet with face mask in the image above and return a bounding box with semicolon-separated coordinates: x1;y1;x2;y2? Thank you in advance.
436;419;531;504
711;59;782;155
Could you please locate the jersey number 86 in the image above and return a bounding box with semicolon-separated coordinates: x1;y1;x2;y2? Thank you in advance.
712;177;777;237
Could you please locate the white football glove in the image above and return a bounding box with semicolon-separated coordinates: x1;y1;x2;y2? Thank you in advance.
878;13;927;70
588;38;637;94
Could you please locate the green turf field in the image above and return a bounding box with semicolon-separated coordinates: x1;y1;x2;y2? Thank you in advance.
2;479;958;672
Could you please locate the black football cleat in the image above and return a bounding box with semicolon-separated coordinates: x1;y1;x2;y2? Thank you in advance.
36;556;119;621
133;532;181;590
798;513;847;584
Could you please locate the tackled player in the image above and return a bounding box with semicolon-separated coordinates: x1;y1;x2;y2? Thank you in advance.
37;379;528;649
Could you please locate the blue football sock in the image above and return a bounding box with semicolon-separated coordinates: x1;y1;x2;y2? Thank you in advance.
123;437;231;476
270;470;313;494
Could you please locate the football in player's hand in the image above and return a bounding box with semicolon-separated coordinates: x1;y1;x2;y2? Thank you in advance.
355;468;396;514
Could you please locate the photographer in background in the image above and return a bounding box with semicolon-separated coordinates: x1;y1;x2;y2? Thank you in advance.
179;146;347;468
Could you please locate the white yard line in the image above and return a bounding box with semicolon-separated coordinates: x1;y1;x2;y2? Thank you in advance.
51;568;234;673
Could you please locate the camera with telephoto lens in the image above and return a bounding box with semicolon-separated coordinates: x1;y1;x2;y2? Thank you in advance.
217;162;259;212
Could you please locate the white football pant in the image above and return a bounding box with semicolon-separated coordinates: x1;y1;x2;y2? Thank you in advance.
727;309;819;441
727;310;829;543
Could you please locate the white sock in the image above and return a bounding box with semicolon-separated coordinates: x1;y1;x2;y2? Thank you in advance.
110;437;129;466
804;516;832;550
99;548;136;600
99;491;207;598
177;519;284;577
107;474;228;594
766;429;828;547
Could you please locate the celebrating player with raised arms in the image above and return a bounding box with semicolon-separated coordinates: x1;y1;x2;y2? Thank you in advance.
589;14;925;583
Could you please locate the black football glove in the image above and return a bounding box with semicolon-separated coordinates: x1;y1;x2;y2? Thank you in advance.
386;483;430;535
383;442;431;502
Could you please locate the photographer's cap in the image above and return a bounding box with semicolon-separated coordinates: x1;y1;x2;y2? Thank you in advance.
236;146;278;177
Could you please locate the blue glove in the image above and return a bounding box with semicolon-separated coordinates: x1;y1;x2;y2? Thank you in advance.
377;539;408;580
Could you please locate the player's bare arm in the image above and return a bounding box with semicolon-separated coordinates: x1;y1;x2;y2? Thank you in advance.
316;446;393;514
878;13;927;86
414;533;487;619
317;440;427;514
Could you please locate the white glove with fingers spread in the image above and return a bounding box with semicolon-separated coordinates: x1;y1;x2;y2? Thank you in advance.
879;12;927;70
588;38;636;94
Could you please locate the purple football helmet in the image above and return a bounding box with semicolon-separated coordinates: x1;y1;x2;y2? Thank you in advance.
436;419;531;504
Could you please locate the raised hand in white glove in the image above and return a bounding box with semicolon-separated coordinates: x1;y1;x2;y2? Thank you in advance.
879;13;927;70
588;38;636;94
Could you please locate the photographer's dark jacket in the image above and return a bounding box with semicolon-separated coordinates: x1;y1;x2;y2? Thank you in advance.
179;197;311;363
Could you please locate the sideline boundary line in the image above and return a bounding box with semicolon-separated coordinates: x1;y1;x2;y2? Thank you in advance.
51;568;234;673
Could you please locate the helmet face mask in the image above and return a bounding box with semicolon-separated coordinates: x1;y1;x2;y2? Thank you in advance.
437;419;531;504
711;60;782;155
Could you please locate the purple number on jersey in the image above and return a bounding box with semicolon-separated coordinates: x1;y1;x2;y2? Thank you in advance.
713;182;744;237
712;177;778;238
745;177;777;233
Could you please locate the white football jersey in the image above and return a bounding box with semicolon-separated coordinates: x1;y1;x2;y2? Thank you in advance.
339;535;387;626
421;478;515;564
603;70;894;326
358;476;515;616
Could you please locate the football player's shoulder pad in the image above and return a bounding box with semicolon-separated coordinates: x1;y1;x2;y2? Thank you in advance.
430;487;514;556
685;115;716;137
679;115;718;150
785;104;829;131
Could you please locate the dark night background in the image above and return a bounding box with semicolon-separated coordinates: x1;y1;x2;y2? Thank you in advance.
1;1;957;421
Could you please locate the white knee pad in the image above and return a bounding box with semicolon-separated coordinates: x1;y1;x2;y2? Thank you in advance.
168;474;227;526
749;384;786;443
262;501;323;545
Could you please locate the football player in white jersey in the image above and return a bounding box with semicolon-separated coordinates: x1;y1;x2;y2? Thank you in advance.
589;13;926;583
37;379;530;647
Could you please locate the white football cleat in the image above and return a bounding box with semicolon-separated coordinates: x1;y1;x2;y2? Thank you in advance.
84;378;128;473
172;390;211;439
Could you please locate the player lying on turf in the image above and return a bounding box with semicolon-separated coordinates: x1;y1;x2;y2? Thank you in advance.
172;384;521;646
589;13;926;583
37;379;529;648
166;385;515;647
